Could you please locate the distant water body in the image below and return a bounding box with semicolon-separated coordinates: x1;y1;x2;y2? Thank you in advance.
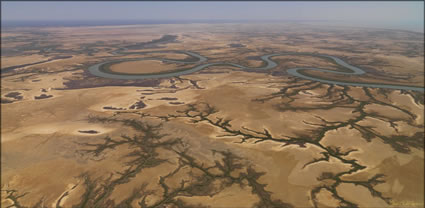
3;19;423;34
1;19;297;28
308;20;424;34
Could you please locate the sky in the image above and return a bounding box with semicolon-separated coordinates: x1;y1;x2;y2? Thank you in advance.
2;1;424;32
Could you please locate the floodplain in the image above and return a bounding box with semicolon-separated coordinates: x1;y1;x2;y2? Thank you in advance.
1;23;424;207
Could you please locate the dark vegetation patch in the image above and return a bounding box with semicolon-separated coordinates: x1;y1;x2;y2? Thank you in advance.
173;77;204;89
345;57;421;85
1;60;52;74
5;92;23;100
103;106;126;110
1;62;83;81
34;94;53;100
270;70;288;77
317;46;363;54
169;102;185;105
6;116;291;208
129;101;146;109
159;97;178;101
114;79;423;207
188;80;203;89
228;43;245;48
56;68;161;90
78;130;99;134
124;35;178;50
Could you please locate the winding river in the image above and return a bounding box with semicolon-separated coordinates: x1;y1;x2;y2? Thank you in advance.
88;50;424;92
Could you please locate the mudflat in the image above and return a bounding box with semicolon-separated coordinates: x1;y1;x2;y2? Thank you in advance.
1;23;424;207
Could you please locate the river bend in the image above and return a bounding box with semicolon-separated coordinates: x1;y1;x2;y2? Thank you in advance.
87;50;424;92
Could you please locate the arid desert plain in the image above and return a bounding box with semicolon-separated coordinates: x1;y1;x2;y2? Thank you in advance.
1;23;424;207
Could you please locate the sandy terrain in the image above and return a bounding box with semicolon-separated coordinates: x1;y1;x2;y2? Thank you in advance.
1;54;49;68
109;60;180;74
1;23;423;207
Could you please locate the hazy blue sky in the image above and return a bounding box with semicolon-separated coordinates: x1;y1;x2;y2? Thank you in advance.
2;1;424;32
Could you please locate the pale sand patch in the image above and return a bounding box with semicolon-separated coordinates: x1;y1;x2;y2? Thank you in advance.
175;72;361;141
2;159;84;206
177;183;260;207
345;86;371;101
2;24;423;207
2;133;140;207
1;54;48;68
374;156;424;206
305;107;360;124
2;70;69;90
389;91;424;125
109;60;180;74
157;121;315;207
245;59;264;67
321;126;423;169
29;55;89;71
374;54;424;74
246;143;349;207
139;89;198;109
86;83;201;112
87;87;142;111
0;199;13;208
1;87;145;143
179;76;325;138
337;183;389;207
58;182;86;208
393;120;424;135
108;157;176;206
315;189;340;207
0;71;74;108
189;70;279;89
104;121;264;207
52;183;79;207
364;103;411;120
391;179;404;195
322;128;423;205
343;157;424;207
356;117;398;137
1;121;114;142
290;93;341;106
286;145;352;187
